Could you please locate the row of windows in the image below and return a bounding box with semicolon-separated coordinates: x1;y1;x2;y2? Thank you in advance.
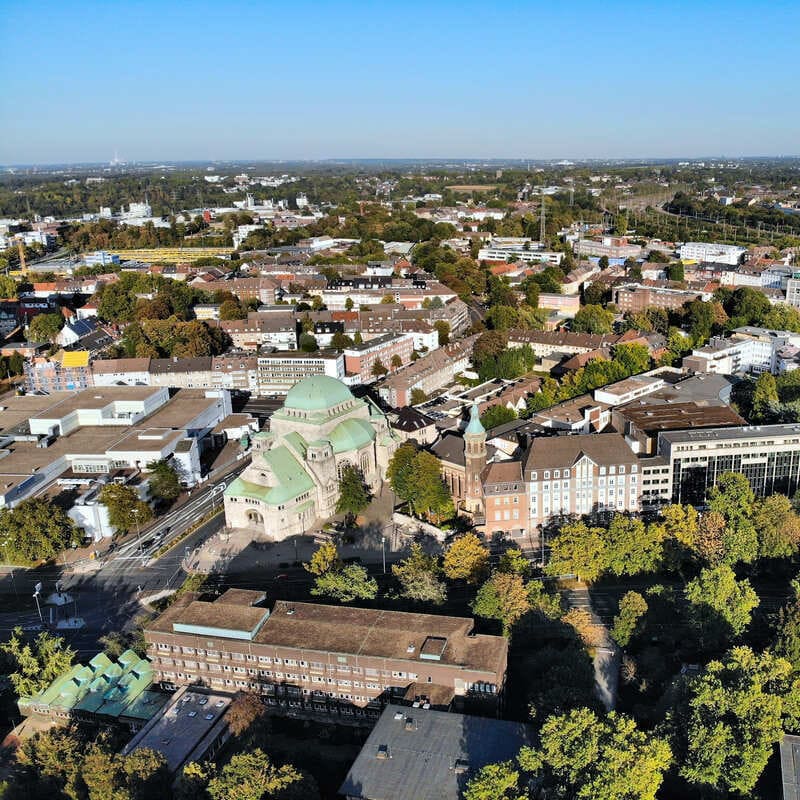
530;464;637;481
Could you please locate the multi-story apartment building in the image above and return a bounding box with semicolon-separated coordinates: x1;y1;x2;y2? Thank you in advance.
525;433;641;526
144;592;508;718
678;242;746;266
507;328;646;360
785;273;800;308
216;311;297;351
343;333;415;384
481;461;528;540
256;351;344;395
149;357;214;389
613;284;706;313
683;327;800;375
92;357;152;387
210;354;259;393
575;236;643;259
477;246;564;265
376;337;476;407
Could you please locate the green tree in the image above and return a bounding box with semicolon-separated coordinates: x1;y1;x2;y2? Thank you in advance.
706;471;758;565
752;371;778;418
519;708;672;800
335;465;371;524
218;299;247;320
498;547;531;578
666;261;685;281
409;388;428;405
330;331;354;349
298;332;318;352
753;493;800;559
443;532;490;584
611;591;648;647
572;304;614;334
387;445;452;522
371;357;388;376
686;565;758;648
311;563;378;603
0;627;75;697
471;572;531;634
0;274;18;297
673;647;799;795
479;405;517;430
0;497;82;564
546;521;606;583
603;515;664;577
463;761;522;800
146;459;181;502
28;311;64;343
390;353;403;370
391;543;446;604
99;483;154;535
612;343;650;375
774;587;800;672
433;319;450;345
344;297;354;311
207;749;311;800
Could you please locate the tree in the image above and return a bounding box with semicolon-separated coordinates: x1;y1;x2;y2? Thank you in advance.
546;521;606;583
218;299;247;320
28;311;64;343
774;589;800;672
498;547;531;578
311;563;378;603
227;692;266;737
753;493;800;558
603;515;664;577
146;459;181;502
16;724;88;799
471;572;531;634
706;472;758;565
409;388;428;405
686;565;759;648
433;319;450;345
0;627;75;697
519;708;672;800
387;445;453;522
372;357;389;377
673;647;799;794
0;274;17;297
390;353;403;370
666;261;685;281
463;761;522;800
612;343;650;375
100;483;153;534
693;510;726;565
299;332;318;352
611;591;648;647
443;533;489;584
562;608;605;648
752;371;778;418
572;304;614;334
661;503;698;550
207;749;311;800
335;465;370;524
330;330;354;349
392;543;446;604
0;497;82;564
479;405;516;430
303;540;340;576
344;297;354;311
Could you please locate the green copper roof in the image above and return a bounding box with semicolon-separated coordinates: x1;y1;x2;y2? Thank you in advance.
465;402;485;435
284;375;353;412
329;418;376;454
226;444;315;506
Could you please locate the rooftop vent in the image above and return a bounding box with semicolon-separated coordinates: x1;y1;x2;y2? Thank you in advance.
393;712;404;721
406;644;416;654
286;608;295;616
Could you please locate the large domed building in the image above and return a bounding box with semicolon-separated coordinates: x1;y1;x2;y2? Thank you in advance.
224;376;398;540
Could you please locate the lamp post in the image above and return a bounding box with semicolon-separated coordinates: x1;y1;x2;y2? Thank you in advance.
33;582;43;624
381;536;386;575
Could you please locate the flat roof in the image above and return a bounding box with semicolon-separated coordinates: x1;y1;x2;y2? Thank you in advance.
142;391;221;429
616;402;745;433
339;704;533;800
782;733;800;800
660;423;800;444
29;386;163;420
122;686;233;774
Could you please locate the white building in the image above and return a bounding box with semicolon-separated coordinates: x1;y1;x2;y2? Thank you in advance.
683;327;800;375
679;242;746;266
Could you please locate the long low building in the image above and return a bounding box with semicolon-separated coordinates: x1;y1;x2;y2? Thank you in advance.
144;590;508;719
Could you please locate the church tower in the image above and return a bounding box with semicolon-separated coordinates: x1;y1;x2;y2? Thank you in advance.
463;402;487;514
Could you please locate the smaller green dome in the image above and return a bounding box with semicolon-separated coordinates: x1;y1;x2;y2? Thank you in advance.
329;418;376;453
284;375;354;412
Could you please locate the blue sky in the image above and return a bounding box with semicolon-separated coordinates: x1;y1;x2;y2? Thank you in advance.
1;0;798;164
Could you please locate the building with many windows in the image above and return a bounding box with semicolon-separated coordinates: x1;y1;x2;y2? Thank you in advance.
144;591;507;718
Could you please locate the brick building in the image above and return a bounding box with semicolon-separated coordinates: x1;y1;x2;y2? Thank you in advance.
613;284;704;313
144;591;508;718
343;333;415;383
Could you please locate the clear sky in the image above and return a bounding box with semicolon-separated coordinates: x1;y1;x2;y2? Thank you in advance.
1;0;798;164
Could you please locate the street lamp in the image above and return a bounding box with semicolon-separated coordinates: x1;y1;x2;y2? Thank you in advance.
381;536;386;575
33;581;43;624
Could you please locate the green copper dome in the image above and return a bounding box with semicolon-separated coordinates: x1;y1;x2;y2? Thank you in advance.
329;418;376;453
284;375;353;412
465;402;485;435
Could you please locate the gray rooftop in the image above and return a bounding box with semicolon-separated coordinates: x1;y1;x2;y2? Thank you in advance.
339;704;533;800
782;734;800;800
659;423;800;444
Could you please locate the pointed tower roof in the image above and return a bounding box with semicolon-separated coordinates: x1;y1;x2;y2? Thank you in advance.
465;402;485;436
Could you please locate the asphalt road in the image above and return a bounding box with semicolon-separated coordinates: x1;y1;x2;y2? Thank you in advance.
0;465;245;657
